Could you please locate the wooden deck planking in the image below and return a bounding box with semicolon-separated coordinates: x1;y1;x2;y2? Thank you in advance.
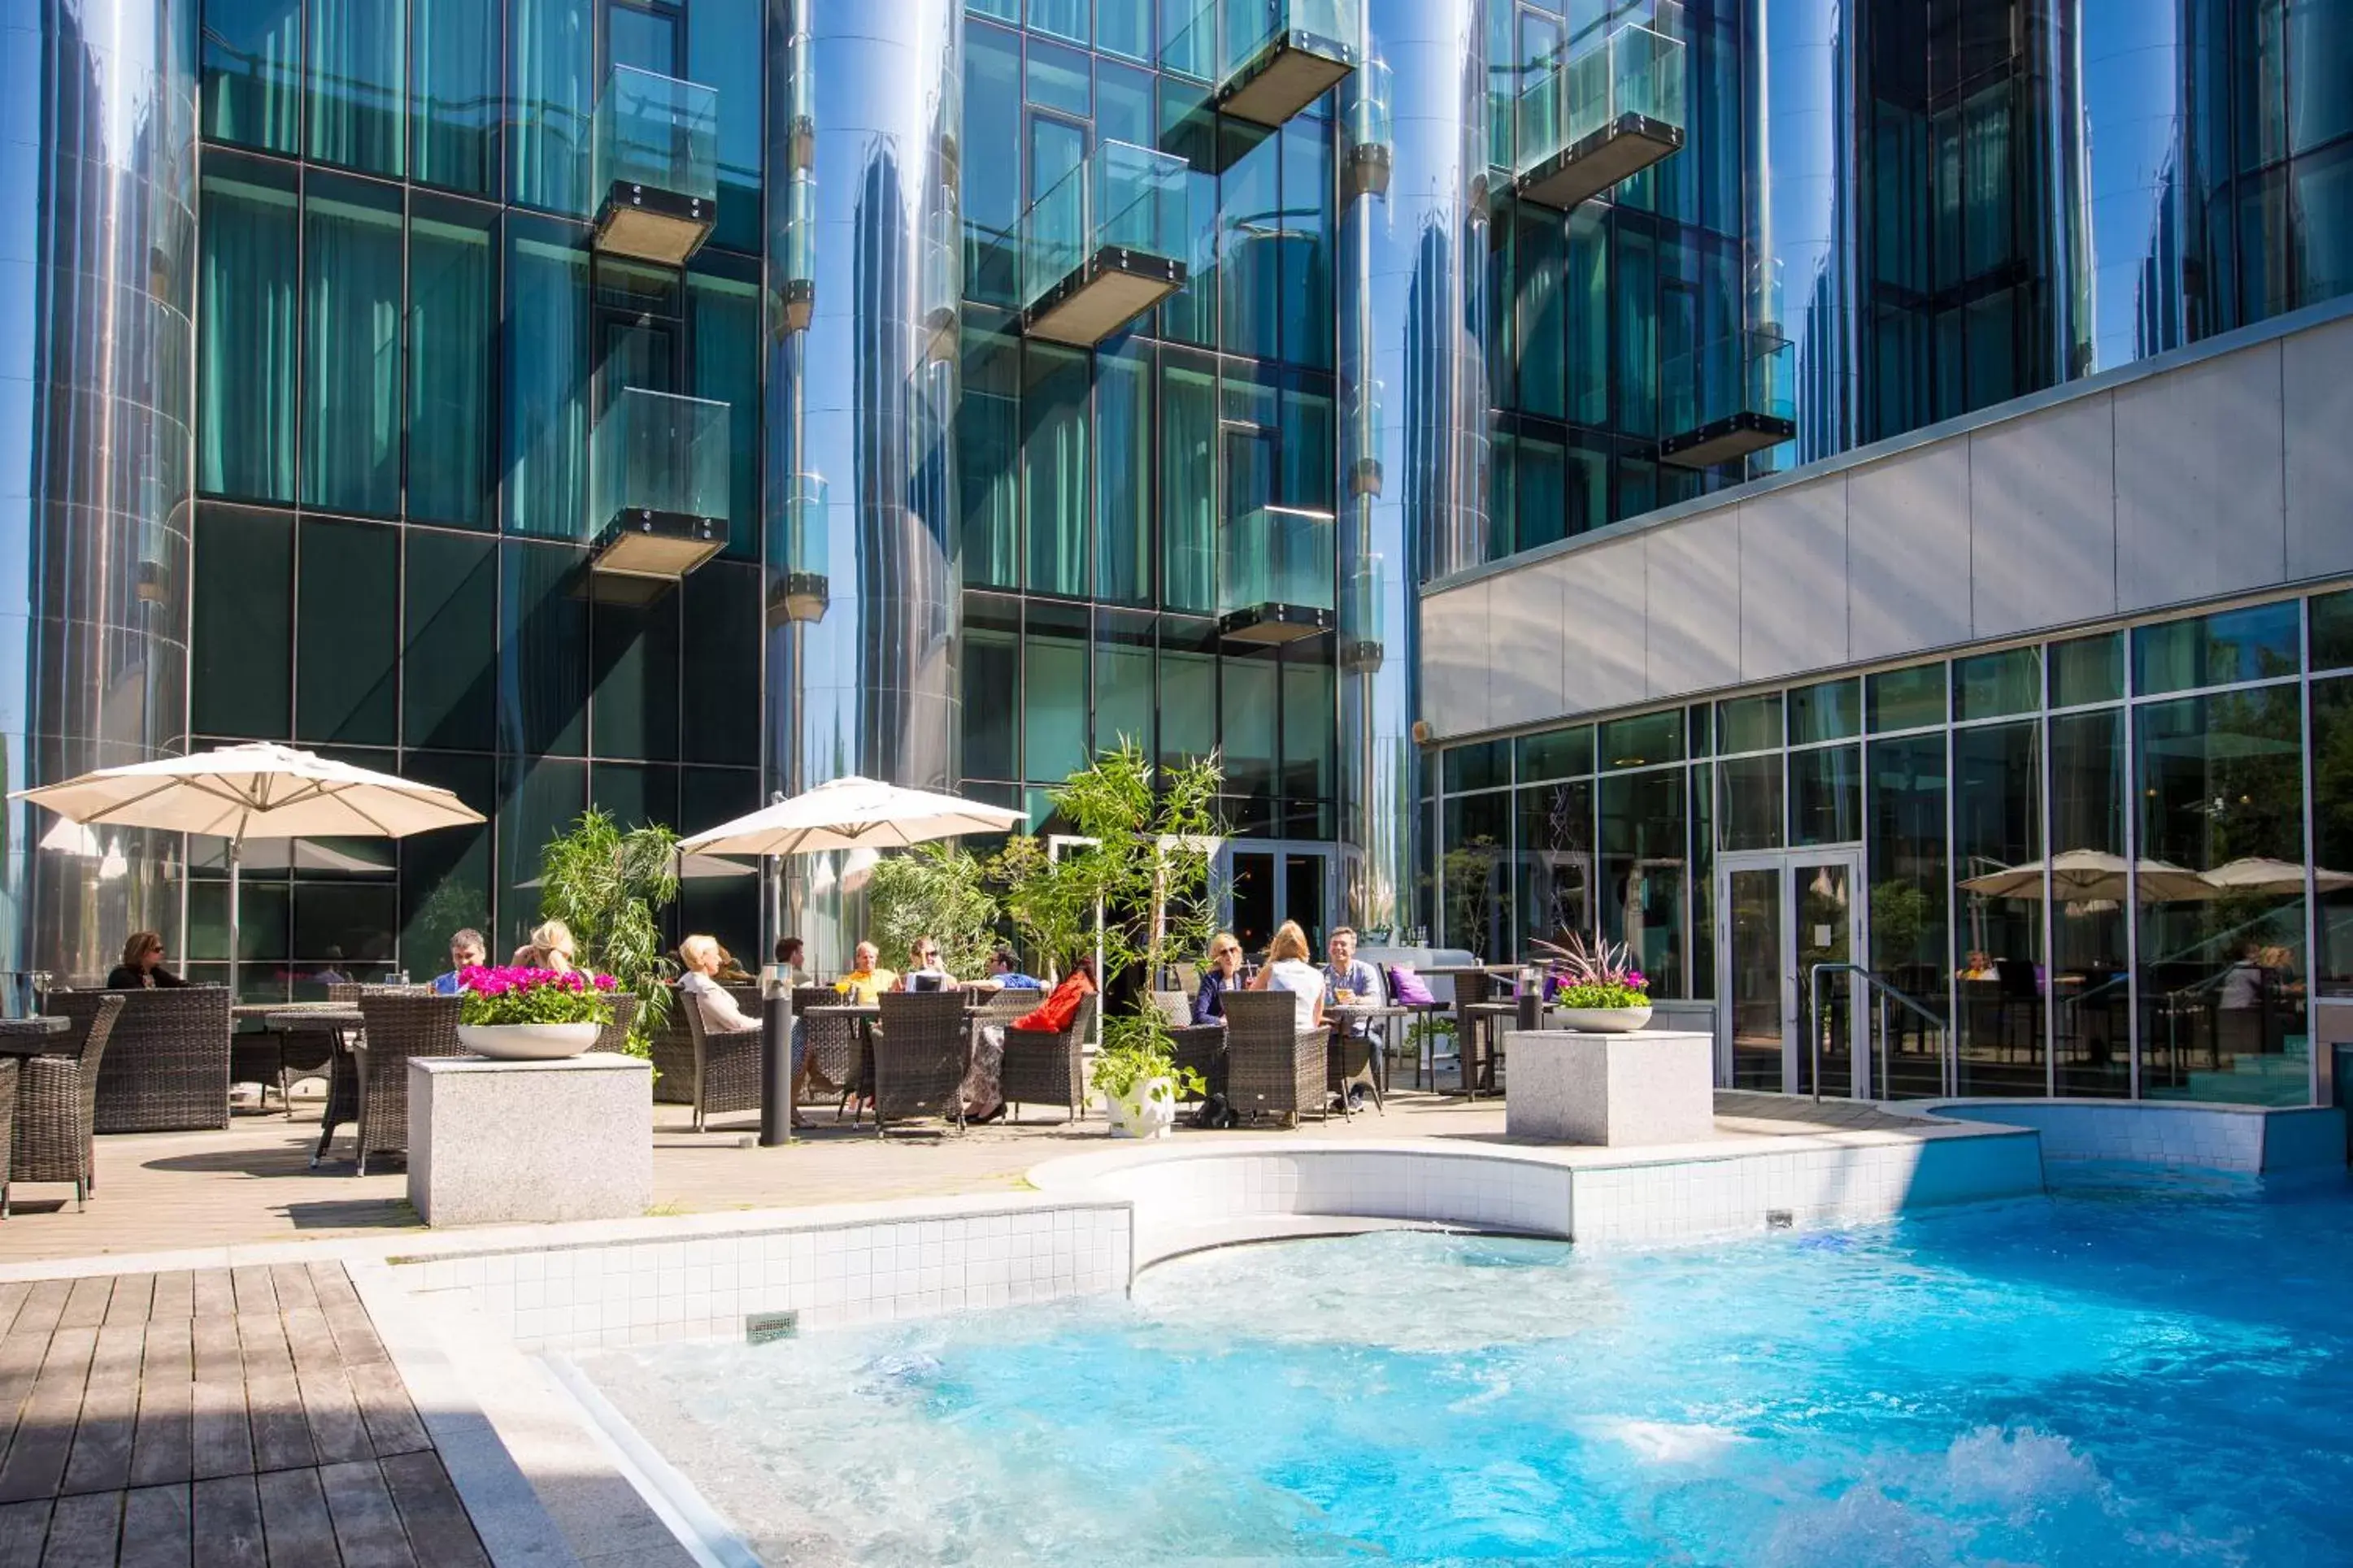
0;1264;491;1568
128;1318;194;1490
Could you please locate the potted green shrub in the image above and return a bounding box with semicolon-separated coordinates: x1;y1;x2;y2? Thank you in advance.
455;965;621;1059
1093;1012;1207;1140
1534;934;1652;1033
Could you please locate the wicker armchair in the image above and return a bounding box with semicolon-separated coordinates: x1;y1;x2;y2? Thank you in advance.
61;986;233;1133
872;992;972;1135
14;995;124;1209
592;992;642;1054
349;993;468;1175
998;994;1097;1123
795;985;864;1112
1451;969;1497;1098
678;990;763;1132
1223;991;1330;1126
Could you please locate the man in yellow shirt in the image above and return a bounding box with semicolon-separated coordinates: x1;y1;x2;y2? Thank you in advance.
835;941;898;1004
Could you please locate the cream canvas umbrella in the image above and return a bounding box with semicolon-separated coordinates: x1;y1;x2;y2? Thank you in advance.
2202;857;2353;896
12;742;485;997
1957;848;2216;904
677;775;1024;858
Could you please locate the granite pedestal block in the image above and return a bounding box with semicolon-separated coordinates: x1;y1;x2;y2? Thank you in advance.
409;1055;653;1227
1503;1030;1715;1145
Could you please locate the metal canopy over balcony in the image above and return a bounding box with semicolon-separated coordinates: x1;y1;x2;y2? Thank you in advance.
592;66;720;265
1657;330;1797;468
1020;141;1190;346
589;389;731;589
766;474;830;626
1219;506;1336;645
1513;24;1683;211
1195;0;1361;129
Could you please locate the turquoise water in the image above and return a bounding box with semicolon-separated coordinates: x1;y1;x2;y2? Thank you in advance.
585;1174;2353;1566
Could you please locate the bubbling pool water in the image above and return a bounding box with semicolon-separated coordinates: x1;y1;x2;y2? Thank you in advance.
578;1174;2353;1566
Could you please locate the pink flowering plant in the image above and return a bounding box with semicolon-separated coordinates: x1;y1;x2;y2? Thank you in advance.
455;965;619;1027
1532;934;1650;1010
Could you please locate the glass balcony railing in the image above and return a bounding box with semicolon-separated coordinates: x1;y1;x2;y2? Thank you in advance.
1513;24;1684;209
1342;553;1386;672
1219;506;1337;644
776;169;816;335
589;388;731;580
1168;0;1360;127
1657;330;1797;468
1341;56;1393;201
591;65;720;263
1020;140;1190;344
768;472;830;623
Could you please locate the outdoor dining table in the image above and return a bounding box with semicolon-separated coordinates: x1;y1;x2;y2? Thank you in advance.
1461;997;1563;1096
0;1015;70;1054
233;1001;354;1119
263;1006;367;1165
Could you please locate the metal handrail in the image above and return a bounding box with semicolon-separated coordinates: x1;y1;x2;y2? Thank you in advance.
1807;962;1951;1103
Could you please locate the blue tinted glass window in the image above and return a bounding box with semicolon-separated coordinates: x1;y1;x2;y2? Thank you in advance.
403;528;498;751
688;0;764;252
297;519;398;746
302;175;404;517
203;0;302;154
193;505;294;741
408;196;498;528
198;156;298;503
2133;602;2303;693
1029;0;1089;46
412;0;501;193
1025;39;1092;116
511;0;594;214
503;219;590;536
308;0;404;173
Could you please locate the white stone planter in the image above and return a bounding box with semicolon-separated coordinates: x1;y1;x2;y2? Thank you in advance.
1552;1004;1651;1033
1504;1030;1714;1146
456;1021;600;1061
1106;1077;1178;1140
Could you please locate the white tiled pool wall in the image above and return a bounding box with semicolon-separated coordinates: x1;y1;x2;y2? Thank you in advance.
389;1201;1133;1352
1565;1131;2045;1243
1929;1101;2348;1174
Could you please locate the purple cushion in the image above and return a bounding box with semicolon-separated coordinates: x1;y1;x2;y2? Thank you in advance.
1389;966;1435;1006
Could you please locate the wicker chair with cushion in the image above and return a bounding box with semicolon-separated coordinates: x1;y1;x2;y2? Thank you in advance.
998;994;1098;1123
73;986;233;1133
1223;990;1330;1127
15;995;124;1210
678;989;763;1132
795;985;865;1113
872;991;972;1135
349;993;468;1175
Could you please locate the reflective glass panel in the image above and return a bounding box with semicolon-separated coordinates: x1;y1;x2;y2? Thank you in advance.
308;0;404;173
1024;604;1090;782
409;197;498;528
1095;611;1155;757
1716;754;1781;852
1157;620;1218;771
590;589;681;764
1442;793;1511;958
1600;769;1686;997
510;0;594;215
962;595;1022;782
2048;632;2124;707
1788;679;1861;745
398;751;495;971
203;0;302;154
2312;676;2353;997
1517;779;1594;949
1516;726;1594;783
680;564;759;767
1953;646;2040;722
402;529;497;751
2049;708;2129;1097
412;0;502;193
1789;745;1862;845
1443;741;1510;795
302;175;404;517
1867;662;1946;732
2311;589;2353;672
296;519;398;746
503;219;590;536
501;541;589;756
1952;720;2044;1095
192;506;294;741
1599;711;1682;770
1716;693;1781;754
1868;734;1951;1098
198;158;298;503
2133;601;2303;694
960;327;1020;589
1023;343;1090;597
1096;343;1151;606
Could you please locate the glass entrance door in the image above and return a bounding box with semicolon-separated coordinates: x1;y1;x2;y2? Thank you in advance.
1221;843;1333;961
1718;852;1863;1095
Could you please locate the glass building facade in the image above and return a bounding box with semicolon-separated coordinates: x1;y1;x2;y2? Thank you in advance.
0;0;2345;1052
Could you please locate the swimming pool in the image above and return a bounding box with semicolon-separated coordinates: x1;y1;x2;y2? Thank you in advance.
576;1172;2353;1565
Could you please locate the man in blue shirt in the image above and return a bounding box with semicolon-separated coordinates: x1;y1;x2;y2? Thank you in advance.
430;929;488;995
985;947;1046;990
1324;927;1385;1109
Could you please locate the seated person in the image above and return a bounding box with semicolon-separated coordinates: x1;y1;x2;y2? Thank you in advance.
1193;932;1243;1023
772;936;807;984
679;935;804;1129
981;946;1046;990
1322;925;1383;1018
1248;920;1324;1031
835;942;898;1004
897;936;954;992
967;958;1096;1123
515;919;578;974
106;931;187;990
431;929;488;995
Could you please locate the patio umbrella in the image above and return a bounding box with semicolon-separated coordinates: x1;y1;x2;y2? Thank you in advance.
12;742;484;997
677;775;1024;858
517;849;757;888
1957;848;2216;904
2202;857;2353;896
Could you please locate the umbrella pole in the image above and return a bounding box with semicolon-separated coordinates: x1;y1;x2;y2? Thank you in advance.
226;838;241;1003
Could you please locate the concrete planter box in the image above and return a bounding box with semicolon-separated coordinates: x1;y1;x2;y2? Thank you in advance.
410;1054;653;1227
1503;1030;1714;1146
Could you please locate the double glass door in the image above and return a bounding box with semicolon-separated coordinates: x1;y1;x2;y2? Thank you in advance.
1719;851;1863;1096
1222;843;1333;961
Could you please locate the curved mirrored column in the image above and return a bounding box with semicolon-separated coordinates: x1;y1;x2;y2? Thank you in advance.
765;0;960;957
1339;0;1484;935
1744;0;1859;467
0;0;198;1001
